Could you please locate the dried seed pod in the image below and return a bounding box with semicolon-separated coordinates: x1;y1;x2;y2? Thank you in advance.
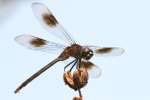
73;96;82;100
63;68;88;91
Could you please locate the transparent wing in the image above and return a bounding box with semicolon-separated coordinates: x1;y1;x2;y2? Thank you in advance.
32;2;76;45
84;45;124;57
80;60;102;78
15;34;66;54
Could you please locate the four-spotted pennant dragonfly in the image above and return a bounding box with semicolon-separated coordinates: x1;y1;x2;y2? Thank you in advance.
14;2;124;94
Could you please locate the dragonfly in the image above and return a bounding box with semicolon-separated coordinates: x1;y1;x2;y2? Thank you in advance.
14;2;124;94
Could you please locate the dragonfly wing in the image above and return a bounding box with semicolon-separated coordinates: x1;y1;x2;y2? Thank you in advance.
15;34;66;54
84;45;124;57
80;60;102;78
32;2;76;45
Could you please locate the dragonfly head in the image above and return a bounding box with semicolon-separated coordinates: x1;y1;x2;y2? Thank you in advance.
81;47;93;60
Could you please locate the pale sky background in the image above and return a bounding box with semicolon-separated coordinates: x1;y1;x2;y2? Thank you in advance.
0;0;150;100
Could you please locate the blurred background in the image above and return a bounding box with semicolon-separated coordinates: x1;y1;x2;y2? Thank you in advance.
0;0;41;24
0;0;150;100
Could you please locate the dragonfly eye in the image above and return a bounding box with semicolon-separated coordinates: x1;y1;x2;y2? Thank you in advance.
86;51;93;60
82;48;93;60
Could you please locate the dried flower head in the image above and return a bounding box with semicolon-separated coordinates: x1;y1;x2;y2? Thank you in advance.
63;68;88;91
73;96;82;100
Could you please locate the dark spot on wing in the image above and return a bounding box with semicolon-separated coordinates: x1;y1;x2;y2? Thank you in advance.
43;13;58;27
30;38;47;47
96;48;112;54
81;61;94;69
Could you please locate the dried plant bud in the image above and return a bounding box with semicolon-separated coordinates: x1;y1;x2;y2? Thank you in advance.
73;96;82;100
63;68;88;91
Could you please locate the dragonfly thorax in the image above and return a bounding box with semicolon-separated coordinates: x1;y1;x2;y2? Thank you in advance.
69;44;94;60
58;44;93;60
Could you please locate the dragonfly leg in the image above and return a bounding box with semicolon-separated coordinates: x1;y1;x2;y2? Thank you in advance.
69;59;78;72
64;59;76;71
